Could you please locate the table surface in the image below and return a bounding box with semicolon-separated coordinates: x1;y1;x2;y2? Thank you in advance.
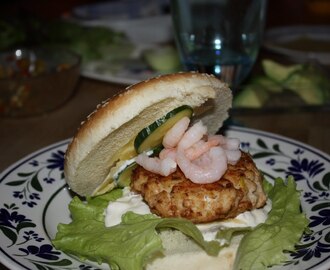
0;68;330;270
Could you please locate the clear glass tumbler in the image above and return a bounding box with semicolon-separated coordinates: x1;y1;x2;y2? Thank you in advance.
170;0;267;88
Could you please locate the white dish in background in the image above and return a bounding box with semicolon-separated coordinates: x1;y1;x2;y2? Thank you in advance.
81;61;159;85
76;15;174;84
0;126;330;270
72;0;167;20
263;25;330;65
80;15;173;47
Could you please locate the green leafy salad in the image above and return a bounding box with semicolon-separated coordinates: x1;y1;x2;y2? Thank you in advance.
53;176;309;270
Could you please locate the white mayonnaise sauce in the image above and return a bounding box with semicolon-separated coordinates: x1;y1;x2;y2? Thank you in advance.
104;187;271;241
104;187;151;227
197;201;271;242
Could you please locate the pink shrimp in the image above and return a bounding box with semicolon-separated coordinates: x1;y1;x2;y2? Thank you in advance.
183;134;232;160
185;138;220;160
159;148;177;161
136;153;177;176
209;134;227;146
162;116;190;149
223;137;240;151
136;116;242;182
225;149;241;165
176;146;228;184
184;140;207;160
177;121;207;150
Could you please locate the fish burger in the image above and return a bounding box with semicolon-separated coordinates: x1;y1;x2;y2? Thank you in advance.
57;72;272;270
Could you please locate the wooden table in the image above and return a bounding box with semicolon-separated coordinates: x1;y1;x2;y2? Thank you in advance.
0;74;329;270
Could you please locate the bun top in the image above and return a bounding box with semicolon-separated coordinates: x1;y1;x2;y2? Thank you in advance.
64;72;232;196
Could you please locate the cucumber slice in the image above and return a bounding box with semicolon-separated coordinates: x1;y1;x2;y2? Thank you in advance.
92;158;135;196
262;59;303;83
115;163;137;188
143;46;181;72
283;71;325;105
251;76;283;93
134;105;193;153
233;85;269;108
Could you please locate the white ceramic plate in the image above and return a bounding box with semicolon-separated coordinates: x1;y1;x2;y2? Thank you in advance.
78;15;173;85
72;0;166;21
263;25;330;65
0;126;330;270
81;61;159;85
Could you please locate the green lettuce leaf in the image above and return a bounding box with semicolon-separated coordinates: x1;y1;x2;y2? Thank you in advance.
234;176;309;270
53;190;220;270
54;176;308;270
69;188;123;222
216;227;252;245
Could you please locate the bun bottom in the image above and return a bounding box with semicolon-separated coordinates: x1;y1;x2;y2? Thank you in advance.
145;230;239;270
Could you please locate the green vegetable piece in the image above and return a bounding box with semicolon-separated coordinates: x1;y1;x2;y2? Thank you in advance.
65;189;123;224
233;86;269;108
53;191;221;270
216;227;252;245
262;59;303;83
251;76;283;93
143;46;181;72
116;163;137;188
234;176;309;270
134;105;193;153
53;175;309;270
283;66;329;105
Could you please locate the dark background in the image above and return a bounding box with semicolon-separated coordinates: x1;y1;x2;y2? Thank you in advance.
1;0;330;27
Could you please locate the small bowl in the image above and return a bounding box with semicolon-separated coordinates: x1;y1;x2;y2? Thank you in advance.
0;47;81;117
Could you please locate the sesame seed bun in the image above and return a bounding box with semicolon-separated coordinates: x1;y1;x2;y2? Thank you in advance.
64;72;232;196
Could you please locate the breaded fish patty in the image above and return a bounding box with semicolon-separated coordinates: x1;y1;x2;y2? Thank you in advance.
131;151;267;223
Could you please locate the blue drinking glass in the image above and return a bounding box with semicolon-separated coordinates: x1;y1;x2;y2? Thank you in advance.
171;0;267;88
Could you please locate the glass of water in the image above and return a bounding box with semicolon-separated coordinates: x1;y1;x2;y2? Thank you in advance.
170;0;267;88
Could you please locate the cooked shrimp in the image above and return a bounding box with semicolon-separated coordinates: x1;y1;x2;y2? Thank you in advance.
137;117;242;183
176;146;228;184
208;135;240;150
206;135;241;164
185;138;220;160
178;121;207;150
159;148;177;161
208;134;227;146
193;150;212;167
184;140;207;160
223;137;241;150
162;116;190;149
225;149;242;165
184;134;240;161
136;153;177;176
